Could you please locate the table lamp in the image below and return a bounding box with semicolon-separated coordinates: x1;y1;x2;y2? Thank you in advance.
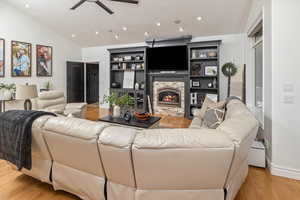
16;84;38;110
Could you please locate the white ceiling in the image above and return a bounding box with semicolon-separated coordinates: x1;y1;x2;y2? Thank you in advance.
5;0;252;47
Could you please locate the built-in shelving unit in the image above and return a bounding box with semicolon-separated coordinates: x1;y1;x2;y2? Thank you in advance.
187;41;221;118
108;47;148;112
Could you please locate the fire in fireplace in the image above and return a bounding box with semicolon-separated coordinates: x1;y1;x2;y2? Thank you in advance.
158;88;181;107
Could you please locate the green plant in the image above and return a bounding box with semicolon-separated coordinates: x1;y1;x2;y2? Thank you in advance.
102;92;118;107
221;62;237;97
116;94;135;108
0;83;16;92
44;81;52;90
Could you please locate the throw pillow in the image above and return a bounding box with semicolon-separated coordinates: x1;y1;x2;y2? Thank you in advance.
198;96;215;119
203;107;225;129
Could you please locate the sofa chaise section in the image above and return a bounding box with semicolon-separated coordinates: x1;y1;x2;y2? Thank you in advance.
42;117;109;200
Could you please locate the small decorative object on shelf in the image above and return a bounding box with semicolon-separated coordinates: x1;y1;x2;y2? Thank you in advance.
213;78;217;88
113;57;119;62
207;51;217;58
136;64;142;70
135;82;140;90
205;66;218;76
122;63;127;70
192;81;200;87
135;56;142;61
140;82;145;90
199;52;207;58
124;56;132;61
131;64;136;70
118;57;123;62
207;82;213;88
111;82;121;88
191;63;202;76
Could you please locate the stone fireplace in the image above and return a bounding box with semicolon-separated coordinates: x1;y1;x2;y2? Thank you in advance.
153;81;185;117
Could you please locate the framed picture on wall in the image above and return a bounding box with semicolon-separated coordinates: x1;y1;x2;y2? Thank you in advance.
0;39;4;77
36;45;53;77
11;41;32;77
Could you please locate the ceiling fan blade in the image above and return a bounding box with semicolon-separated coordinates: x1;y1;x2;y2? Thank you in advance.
110;0;139;4
95;1;114;14
70;0;87;10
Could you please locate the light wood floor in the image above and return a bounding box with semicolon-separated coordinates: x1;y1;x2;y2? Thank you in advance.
1;105;300;200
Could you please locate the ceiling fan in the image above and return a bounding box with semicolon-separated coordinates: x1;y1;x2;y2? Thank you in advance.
70;0;139;15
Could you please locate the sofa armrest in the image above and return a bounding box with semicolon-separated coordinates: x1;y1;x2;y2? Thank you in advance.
65;102;87;110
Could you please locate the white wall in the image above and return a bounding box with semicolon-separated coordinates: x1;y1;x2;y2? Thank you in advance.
246;0;300;180
271;0;300;180
82;34;247;108
0;1;82;92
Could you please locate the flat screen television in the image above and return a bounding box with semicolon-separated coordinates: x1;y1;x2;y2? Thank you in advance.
147;46;188;71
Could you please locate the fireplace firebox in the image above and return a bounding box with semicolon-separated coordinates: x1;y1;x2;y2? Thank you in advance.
158;88;181;107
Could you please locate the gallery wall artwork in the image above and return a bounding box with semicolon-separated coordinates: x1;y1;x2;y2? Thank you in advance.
11;40;32;77
36;45;53;77
0;39;4;77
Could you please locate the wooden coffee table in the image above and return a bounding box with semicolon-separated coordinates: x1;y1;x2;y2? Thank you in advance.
99;115;161;129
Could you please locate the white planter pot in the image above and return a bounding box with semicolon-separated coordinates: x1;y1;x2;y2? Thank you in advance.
113;105;121;118
0;89;12;100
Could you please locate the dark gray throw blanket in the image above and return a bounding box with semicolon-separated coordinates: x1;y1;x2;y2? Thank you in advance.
0;110;56;170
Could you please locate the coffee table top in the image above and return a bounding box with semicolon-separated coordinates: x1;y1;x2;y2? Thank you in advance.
99;115;161;129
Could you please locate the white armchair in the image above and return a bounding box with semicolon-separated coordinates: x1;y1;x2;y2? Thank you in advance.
35;90;87;118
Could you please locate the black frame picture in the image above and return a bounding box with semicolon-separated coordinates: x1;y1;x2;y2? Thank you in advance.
36;44;53;77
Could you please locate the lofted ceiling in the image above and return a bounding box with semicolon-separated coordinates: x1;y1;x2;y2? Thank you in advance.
4;0;252;47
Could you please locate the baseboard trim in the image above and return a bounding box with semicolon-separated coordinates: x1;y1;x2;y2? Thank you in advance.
270;163;300;181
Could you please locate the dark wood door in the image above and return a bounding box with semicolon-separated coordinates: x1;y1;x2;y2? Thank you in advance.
67;62;84;103
86;63;99;104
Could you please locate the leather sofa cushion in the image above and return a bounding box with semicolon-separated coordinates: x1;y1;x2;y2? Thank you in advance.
133;129;233;149
44;117;108;139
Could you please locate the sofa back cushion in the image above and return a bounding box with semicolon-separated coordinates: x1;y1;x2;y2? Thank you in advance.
132;129;234;190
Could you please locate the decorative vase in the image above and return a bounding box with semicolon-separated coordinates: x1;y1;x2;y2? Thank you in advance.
113;105;121;118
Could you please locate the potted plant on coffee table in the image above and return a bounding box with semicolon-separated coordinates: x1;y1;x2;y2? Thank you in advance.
116;94;135;117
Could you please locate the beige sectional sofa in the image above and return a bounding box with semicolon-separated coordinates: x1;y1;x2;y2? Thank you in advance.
22;99;258;200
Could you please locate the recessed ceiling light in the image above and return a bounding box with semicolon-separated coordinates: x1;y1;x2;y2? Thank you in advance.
156;22;161;27
95;31;99;35
144;32;149;37
197;16;203;21
179;27;184;32
25;3;30;8
71;34;76;38
122;27;127;31
115;35;119;40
